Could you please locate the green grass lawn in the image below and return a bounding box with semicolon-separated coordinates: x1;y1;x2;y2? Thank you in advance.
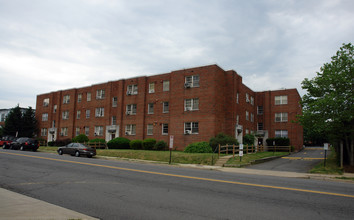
309;147;343;175
38;146;215;165
225;152;289;166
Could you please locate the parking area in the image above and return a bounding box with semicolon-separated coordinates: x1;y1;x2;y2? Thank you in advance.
247;147;327;173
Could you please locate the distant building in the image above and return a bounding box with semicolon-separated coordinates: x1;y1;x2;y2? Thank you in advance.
35;64;303;150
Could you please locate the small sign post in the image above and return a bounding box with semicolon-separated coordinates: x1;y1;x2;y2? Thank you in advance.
169;136;174;164
324;143;329;167
239;144;244;162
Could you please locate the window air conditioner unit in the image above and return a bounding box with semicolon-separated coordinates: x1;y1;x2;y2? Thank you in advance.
185;130;191;135
126;111;131;115
185;107;192;111
127;91;132;95
184;83;191;88
125;131;131;135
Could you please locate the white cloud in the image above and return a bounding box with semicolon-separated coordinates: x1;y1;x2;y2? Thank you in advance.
0;0;353;108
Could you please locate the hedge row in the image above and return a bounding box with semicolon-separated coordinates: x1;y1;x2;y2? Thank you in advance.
107;137;168;151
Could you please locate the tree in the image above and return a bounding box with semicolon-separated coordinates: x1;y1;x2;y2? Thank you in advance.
299;43;354;166
3;105;38;138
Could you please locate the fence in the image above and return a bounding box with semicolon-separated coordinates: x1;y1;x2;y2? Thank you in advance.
218;144;291;158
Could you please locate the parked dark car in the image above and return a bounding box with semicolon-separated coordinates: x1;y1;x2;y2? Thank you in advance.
10;137;39;151
1;136;17;149
58;143;96;158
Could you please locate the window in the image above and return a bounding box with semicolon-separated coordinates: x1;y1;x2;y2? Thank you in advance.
87;92;91;101
126;104;137;115
78;94;82;103
96;89;105;99
184;98;199;111
246;111;249;121
95;126;104;136
0;113;6;122
41;128;47;136
42;113;48;121
275;130;288;138
250;96;254;105
75;127;80;136
127;85;138;95
185;75;200;87
184;122;199;134
63;95;70;104
246;93;250;103
86;109;90;118
162;124;168;135
163;80;170;91
62;111;69;120
275;113;288;122
149;83;155;93
53;105;57;113
257;123;263;130
147;124;153;135
85;127;89;136
275;95;288;105
43;98;49;107
95;107;104;117
148;103;154;114
257;106;263;115
112;116;117;125
125;124;136;135
251;113;254;122
163;102;169;113
76;110;81;119
246;129;249;134
112;97;118;107
60;127;68;136
236;93;239;104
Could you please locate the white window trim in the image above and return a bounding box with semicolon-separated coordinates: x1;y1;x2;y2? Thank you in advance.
112;97;118;107
96;89;105;100
275;112;288;122
42;113;48;121
163;102;169;113
95;107;104;117
275;130;288;138
127;85;138;95
125;124;136;135
149;83;155;93
162;124;168;135
184;122;199;134
126;104;137;115
185;75;200;88
163;80;170;91
148;103;154;114
147;124;153;135
275;95;288;105
184;98;199;111
94;126;104;136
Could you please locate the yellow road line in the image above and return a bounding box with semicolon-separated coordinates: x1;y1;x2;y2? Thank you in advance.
1;151;354;199
282;157;324;160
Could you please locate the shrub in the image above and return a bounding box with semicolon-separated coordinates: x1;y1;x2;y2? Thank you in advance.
130;140;143;150
48;141;55;146
143;138;156;150
266;137;290;146
107;137;131;149
243;134;255;145
72;134;89;143
184;142;212;153
209;133;239;151
155;140;168;151
89;138;106;143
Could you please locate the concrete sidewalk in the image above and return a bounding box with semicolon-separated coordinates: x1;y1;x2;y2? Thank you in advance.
0;188;98;220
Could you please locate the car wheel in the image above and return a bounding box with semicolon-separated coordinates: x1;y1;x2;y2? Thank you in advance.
58;149;63;155
75;151;80;157
32;148;37;152
20;146;24;151
87;155;92;158
2;144;6;149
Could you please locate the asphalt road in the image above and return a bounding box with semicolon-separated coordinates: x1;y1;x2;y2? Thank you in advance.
1;149;354;220
248;147;327;172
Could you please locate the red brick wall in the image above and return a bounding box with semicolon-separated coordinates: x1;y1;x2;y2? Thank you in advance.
35;65;303;150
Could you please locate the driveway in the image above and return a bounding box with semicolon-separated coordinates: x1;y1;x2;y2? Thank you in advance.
247;147;327;173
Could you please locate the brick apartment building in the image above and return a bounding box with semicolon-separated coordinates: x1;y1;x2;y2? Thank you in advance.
35;64;303;150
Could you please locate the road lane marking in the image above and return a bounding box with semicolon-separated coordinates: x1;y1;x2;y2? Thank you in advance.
282;157;324;160
1;151;354;199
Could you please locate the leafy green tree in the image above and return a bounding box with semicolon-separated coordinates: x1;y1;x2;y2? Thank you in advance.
299;43;354;166
243;134;255;145
3;105;38;138
22;107;37;137
3;105;24;137
72;134;89;143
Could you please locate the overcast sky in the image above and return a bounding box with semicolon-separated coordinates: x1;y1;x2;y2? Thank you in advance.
0;0;353;109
